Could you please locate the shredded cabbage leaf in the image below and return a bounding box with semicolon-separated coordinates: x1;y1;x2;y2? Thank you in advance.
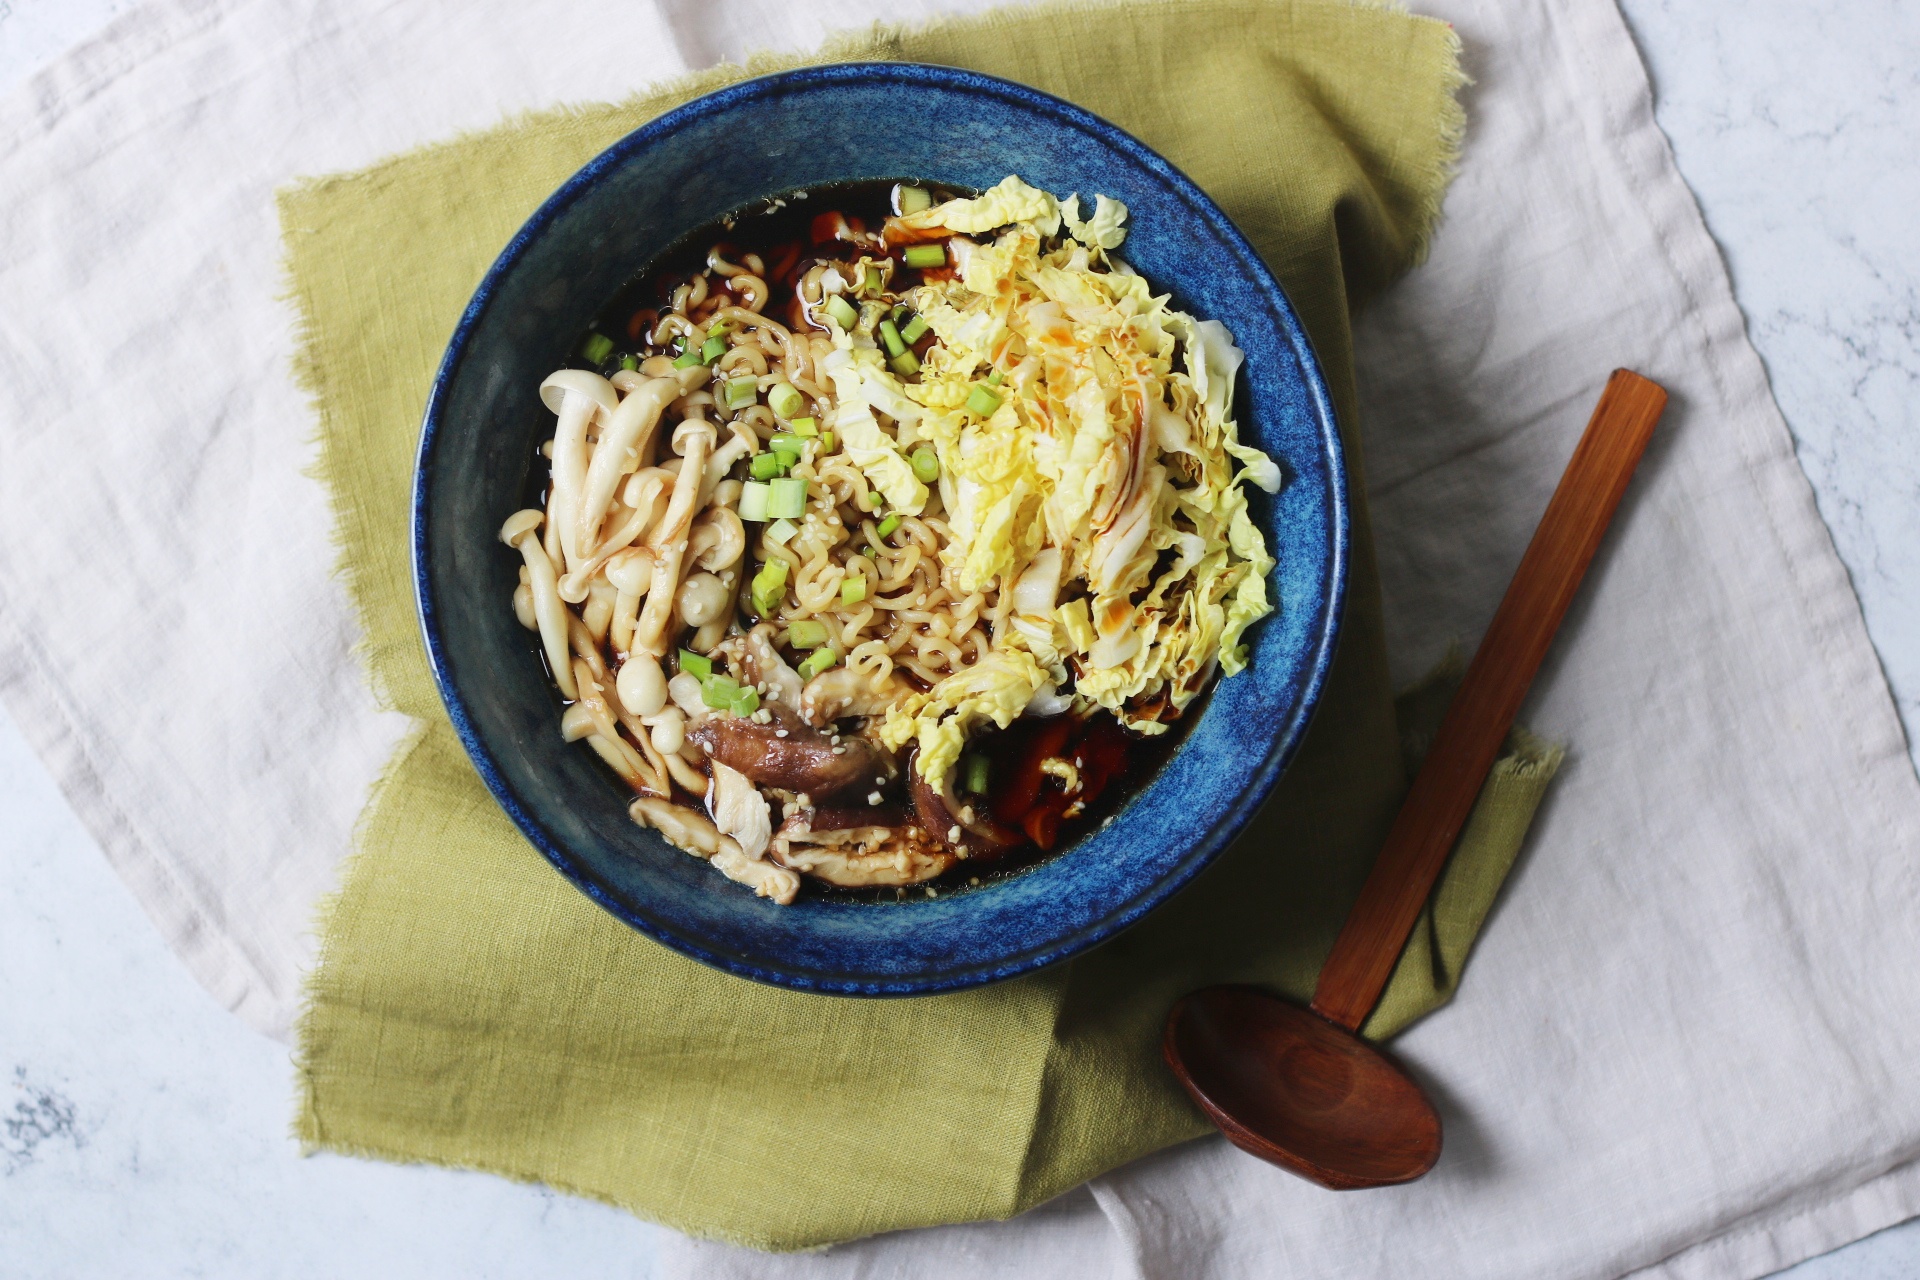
875;175;1281;763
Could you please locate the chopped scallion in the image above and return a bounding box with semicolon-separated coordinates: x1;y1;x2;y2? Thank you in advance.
900;315;929;344
738;480;771;522
910;447;940;483
770;433;806;456
788;619;830;650
766;517;799;546
724;377;758;409
840;574;867;605
789;416;818;437
749;452;786;481
877;513;902;539
768;382;805;419
966;385;1003;417
903;243;946;269
878;320;907;358
824;294;858;330
750;558;790;617
731;687;760;717
768;476;808;520
618;353;639;372
897;185;933;215
700;674;742;709
672;346;702;369
964;753;990;795
889;351;921;378
797;647;840;680
677;649;712;680
987;368;1005;387
580;333;614;365
820;430;835;452
700;334;727;363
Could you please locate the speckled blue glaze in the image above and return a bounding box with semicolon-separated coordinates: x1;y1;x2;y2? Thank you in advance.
414;63;1347;995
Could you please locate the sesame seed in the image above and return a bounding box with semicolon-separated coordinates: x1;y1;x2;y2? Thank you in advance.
969;877;980;886
775;728;789;738
926;887;937;898
831;746;846;755
947;825;961;843
960;805;975;823
868;791;882;805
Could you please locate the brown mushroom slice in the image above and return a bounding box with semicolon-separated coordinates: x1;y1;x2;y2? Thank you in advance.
770;818;955;888
687;704;890;797
799;665;912;727
908;751;1025;859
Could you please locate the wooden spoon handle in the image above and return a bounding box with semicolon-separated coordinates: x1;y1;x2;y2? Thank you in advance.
1309;370;1668;1032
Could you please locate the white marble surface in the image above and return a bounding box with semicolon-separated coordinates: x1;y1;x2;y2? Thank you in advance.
2;0;1917;1275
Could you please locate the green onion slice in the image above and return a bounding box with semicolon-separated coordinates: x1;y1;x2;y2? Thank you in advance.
788;619;829;650
750;558;789;617
731;687;761;717
789;416;818;437
767;382;805;420
900;315;929;344
749;452;785;482
738;480;771;522
876;513;902;539
903;243;946;269
700;674;742;709
897;185;933;215
677;649;712;680
966;385;1003;417
700;334;727;363
724;377;758;409
824;294;858;330
910;446;940;483
840;574;867;605
580;333;614;365
768;476;808;520
889;351;921;378
797;647;840;680
766;517;800;546
878;320;907;358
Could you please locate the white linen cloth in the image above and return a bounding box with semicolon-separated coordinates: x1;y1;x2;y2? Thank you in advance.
2;1;1917;1277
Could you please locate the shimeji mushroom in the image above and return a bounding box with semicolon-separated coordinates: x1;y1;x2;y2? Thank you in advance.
574;376;678;563
605;546;656;655
702;423;759;501
500;509;575;698
558;467;673;604
540;369;619;575
629;419;716;658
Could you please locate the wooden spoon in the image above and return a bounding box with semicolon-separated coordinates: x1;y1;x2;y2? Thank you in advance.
1164;369;1668;1189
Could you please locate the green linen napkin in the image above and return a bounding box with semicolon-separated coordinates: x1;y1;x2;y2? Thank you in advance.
290;0;1556;1250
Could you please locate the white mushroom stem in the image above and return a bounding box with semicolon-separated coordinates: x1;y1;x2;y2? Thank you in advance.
557;470;671;603
576;377;678;559
606;547;655;655
540;370;618;575
500;509;575;699
567;617;666;796
631;421;716;658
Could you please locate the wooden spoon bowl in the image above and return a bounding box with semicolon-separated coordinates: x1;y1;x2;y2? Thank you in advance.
1166;987;1440;1188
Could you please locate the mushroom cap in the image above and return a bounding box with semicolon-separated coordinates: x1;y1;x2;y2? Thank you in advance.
499;508;544;545
670;417;719;454
539;368;618;417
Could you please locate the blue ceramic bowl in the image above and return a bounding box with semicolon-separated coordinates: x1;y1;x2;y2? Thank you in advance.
414;63;1347;995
